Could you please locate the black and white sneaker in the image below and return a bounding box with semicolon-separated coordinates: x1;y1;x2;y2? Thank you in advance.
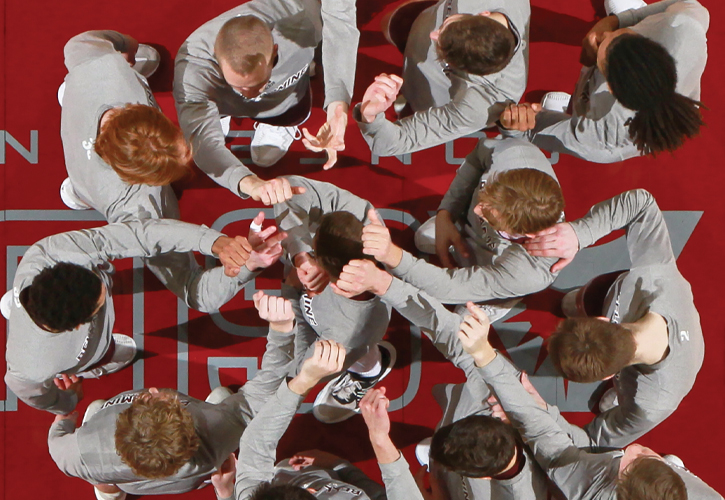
313;341;397;423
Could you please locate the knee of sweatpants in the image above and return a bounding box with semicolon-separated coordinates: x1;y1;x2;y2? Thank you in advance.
415;216;437;254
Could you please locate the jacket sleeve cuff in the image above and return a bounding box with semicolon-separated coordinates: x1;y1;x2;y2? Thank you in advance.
390;250;415;276
199;226;226;256
379;453;409;481
568;219;594;250
353;103;386;132
230;168;254;199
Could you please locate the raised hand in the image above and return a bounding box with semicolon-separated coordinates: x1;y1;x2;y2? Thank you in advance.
211;453;237;500
212;235;253;277
435;210;470;269
294;252;330;295
331;259;392;298
288;450;344;471
253;290;294;333
487;395;510;424
302;101;348;170
239;175;306;206
499;103;541;132
289;340;346;395
360;74;404;124
360;387;391;438
580;16;620;67
54;373;84;406
246;212;287;271
523;222;579;273
362;209;402;267
457;302;496;367
521;371;547;410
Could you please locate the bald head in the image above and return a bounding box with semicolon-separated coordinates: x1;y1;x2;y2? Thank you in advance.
215;15;274;76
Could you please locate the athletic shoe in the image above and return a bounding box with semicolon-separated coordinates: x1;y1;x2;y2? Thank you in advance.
413;217;436;254
599;387;619;413
663;455;686;469
454;299;520;324
94;487;127;500
416;437;432;469
132;44;160;79
220;116;232;137
541;92;571;113
205;386;233;404
76;334;137;379
605;0;647;16
82;399;107;425
1;289;13;320
561;288;582;318
250;122;301;167
313;341;397;423
57;81;66;107
393;94;408;115
60;178;92;210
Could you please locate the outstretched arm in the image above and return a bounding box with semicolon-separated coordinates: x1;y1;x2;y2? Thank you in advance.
64;30;138;70
235;341;346;500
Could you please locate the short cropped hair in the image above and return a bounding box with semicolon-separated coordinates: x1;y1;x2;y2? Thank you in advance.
478;168;564;235
94;104;191;185
115;390;200;479
250;482;317;500
437;15;516;76
618;457;686;500
314;211;376;281
215;15;274;76
547;318;636;383
20;263;103;332
430;415;518;477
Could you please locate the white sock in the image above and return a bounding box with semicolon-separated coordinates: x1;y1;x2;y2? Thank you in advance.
348;346;382;378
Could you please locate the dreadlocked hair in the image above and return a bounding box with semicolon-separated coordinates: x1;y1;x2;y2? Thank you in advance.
606;33;704;156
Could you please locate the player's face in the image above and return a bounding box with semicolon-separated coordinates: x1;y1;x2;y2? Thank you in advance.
618;443;665;477
221;48;276;99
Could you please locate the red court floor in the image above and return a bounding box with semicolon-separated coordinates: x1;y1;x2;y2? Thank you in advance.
1;0;723;498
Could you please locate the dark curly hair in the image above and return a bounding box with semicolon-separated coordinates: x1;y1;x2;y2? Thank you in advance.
20;262;103;332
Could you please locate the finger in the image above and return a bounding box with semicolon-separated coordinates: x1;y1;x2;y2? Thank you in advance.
367;208;383;226
301;127;319;145
531;103;542;112
330;282;356;298
259;187;272;206
290;186;306;196
323;148;337;170
467;303;490;325
54;377;64;390
252;211;265;227
551;257;573;273
437;248;455;269
255;225;277;243
253;290;264;310
260;231;287;250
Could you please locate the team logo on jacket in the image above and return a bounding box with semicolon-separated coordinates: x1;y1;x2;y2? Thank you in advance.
302;293;318;326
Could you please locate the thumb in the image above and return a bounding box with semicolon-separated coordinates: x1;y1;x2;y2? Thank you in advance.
531;103;542;112
252;211;265;227
368;208;383;226
291;186;307;196
451;232;469;258
551;257;573;273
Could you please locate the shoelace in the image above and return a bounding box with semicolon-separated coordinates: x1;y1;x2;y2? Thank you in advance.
331;375;369;405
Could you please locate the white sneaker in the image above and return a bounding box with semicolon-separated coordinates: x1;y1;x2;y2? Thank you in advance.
60;178;92;210
414;217;437;254
599;387;619;412
220;116;231;137
541;92;571;113
76;334;137;379
313;342;397;423
250;123;301;167
82;399;107;425
1;290;13;320
58;81;66;107
94;487;127;500
132;44;160;79
663;455;686;469
605;0;647;15
393;94;408;115
416;437;432;469
455;299;520;324
205;386;233;404
561;288;582;318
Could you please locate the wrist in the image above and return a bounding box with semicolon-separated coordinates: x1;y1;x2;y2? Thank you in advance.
386;245;403;268
288;374;316;396
211;236;229;256
372;270;393;296
472;348;497;368
238;175;260;197
214;485;234;499
270;319;294;333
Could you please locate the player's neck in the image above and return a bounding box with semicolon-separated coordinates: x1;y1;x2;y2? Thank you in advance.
630;312;670;365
